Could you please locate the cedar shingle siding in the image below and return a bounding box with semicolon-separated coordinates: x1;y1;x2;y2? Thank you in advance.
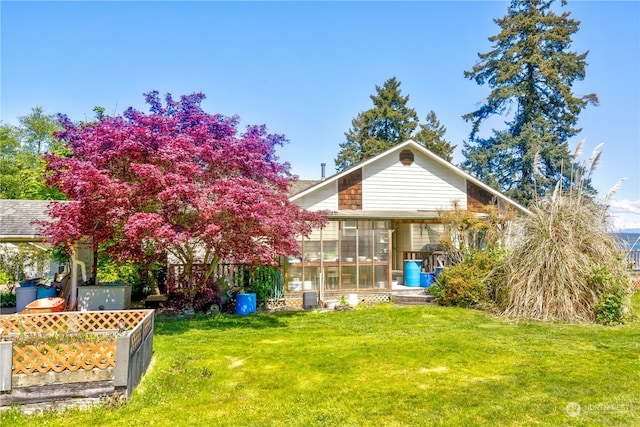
338;169;362;210
466;181;496;213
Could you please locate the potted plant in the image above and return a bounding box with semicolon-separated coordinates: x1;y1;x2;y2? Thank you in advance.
324;252;336;262
335;295;353;311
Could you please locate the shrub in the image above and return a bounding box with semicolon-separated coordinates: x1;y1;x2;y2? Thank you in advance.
97;256;139;284
0;270;10;285
97;256;148;300
438;201;514;265
242;265;284;306
0;290;16;306
166;266;221;312
97;248;166;301
589;266;630;325
430;249;505;308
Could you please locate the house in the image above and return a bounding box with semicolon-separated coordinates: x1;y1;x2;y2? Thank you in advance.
286;139;530;304
2;140;530;309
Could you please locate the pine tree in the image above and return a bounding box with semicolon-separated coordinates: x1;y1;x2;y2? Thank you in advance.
413;110;456;162
335;77;419;171
461;0;598;206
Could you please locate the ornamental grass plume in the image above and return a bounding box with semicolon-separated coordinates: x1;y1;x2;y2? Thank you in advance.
501;144;632;323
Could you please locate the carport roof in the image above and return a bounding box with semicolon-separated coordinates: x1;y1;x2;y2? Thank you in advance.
0;199;63;242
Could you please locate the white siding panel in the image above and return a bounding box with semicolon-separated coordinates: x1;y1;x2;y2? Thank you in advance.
411;224;444;251
362;151;467;211
292;181;338;211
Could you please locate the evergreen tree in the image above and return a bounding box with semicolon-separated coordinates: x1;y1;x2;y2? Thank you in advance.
335;77;419;171
461;0;598;206
413;110;456;162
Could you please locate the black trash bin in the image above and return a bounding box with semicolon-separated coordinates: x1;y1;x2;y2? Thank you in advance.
303;291;318;309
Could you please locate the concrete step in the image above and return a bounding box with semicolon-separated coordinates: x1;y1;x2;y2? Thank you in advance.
393;293;435;305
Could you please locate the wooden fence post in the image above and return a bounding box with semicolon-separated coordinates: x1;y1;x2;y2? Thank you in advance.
114;335;131;388
0;341;12;392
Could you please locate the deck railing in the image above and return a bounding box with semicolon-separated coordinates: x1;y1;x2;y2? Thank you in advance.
402;251;449;273
167;263;249;286
626;249;640;271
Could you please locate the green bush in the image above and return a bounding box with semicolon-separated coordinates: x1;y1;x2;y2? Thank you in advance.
430;249;505;308
243;265;284;308
1;290;16;306
589;266;630;325
98;257;139;284
0;269;10;285
97;254;156;300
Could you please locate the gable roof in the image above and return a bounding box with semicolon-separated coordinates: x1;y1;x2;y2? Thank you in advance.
289;140;532;216
288;179;322;197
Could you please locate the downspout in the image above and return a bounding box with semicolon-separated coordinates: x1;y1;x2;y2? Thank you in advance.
70;249;87;310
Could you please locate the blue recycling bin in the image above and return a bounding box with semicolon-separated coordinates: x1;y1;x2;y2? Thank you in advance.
420;273;435;288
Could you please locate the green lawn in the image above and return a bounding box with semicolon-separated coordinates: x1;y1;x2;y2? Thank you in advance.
3;294;639;426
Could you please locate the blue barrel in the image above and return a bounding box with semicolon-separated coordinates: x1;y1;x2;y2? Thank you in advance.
420;273;435;288
236;293;256;315
435;267;444;276
404;260;421;287
37;285;57;299
20;279;38;287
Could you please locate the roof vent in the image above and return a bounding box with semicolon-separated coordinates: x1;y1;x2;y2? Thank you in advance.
399;149;414;166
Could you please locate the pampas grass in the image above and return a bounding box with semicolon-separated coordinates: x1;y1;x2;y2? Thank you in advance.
501;144;632;323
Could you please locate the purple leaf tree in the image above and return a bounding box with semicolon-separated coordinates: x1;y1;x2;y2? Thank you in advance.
40;92;326;306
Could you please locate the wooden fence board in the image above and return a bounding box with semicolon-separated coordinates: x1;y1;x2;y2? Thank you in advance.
0;380;116;406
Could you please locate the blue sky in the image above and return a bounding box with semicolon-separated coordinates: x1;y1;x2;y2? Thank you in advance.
2;1;639;230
